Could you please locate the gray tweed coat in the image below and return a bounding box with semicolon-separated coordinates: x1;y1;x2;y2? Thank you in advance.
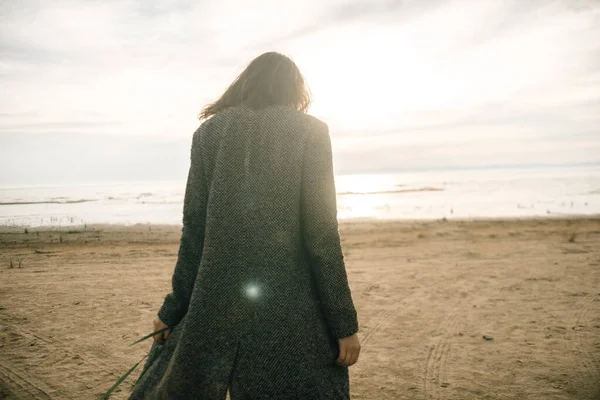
129;105;359;400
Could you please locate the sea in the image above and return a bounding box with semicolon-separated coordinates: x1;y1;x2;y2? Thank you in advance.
1;165;599;227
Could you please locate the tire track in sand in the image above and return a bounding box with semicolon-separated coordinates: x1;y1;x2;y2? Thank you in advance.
358;271;467;399
422;298;464;400
0;324;122;399
565;293;600;397
0;361;54;400
361;275;454;347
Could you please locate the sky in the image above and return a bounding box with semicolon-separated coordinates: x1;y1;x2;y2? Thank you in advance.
1;0;599;186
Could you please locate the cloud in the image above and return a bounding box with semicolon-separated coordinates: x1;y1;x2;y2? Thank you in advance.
0;0;599;184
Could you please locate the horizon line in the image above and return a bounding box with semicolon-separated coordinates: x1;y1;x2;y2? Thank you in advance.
1;162;599;190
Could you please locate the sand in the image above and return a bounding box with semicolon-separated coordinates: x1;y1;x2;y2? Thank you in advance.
0;218;599;399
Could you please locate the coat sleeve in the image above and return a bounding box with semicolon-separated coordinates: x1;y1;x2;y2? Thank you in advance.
301;123;359;339
158;127;208;327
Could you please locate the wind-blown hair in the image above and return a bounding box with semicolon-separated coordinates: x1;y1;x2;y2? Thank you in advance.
199;52;311;120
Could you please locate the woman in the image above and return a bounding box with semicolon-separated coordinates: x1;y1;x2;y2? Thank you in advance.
130;52;360;400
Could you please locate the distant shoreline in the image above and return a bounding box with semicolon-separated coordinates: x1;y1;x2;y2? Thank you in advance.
0;199;96;206
1;215;599;236
1;162;599;189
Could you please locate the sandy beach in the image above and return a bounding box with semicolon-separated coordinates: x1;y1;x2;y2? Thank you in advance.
0;218;599;399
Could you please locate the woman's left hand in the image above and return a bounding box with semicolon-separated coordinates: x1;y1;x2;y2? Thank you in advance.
153;318;170;344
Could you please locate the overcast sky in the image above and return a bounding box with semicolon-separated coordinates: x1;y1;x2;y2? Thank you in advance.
1;0;599;185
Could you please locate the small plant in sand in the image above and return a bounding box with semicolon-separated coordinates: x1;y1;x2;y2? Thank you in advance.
568;233;576;243
101;327;170;399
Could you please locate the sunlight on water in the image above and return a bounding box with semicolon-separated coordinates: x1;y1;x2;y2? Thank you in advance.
336;175;389;219
334;167;600;221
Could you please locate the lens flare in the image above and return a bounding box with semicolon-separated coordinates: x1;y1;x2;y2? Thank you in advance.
245;284;259;299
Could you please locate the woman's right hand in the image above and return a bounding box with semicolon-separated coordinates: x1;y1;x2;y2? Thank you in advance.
153;318;170;344
336;334;361;366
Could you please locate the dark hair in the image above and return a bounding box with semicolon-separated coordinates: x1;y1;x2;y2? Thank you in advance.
199;52;311;120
